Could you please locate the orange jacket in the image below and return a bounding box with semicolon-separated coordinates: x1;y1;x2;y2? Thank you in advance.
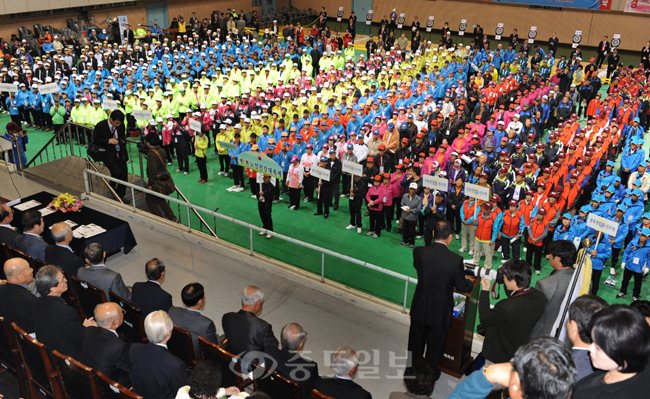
519;199;537;226
476;207;502;242
501;210;524;238
527;218;549;247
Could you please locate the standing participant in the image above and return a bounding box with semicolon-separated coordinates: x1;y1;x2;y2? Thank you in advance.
526;209;549;274
401;183;423;249
500;200;525;262
346;175;366;234
474;201;503;269
366;175;387;238
194;129;208;183
257;175;274;239
409;220;474;381
287;156;303;210
315;156;333;218
93;110;128;200
617;228;650;301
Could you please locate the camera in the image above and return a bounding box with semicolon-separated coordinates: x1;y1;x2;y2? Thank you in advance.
136;141;148;155
464;265;504;285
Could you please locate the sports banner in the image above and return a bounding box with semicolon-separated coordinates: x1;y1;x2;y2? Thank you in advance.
624;0;650;13
490;0;611;10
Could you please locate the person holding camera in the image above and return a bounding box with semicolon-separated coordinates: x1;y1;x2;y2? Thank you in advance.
144;133;177;222
478;259;546;365
2;121;28;167
409;220;474;380
93;110;128;200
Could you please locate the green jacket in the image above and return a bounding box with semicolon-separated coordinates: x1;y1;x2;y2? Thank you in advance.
50;105;66;125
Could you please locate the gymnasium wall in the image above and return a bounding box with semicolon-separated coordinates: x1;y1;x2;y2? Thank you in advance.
0;0;289;43
293;0;649;52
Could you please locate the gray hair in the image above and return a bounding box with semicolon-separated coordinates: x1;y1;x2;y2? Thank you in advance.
144;310;173;344
35;265;63;296
241;285;264;307
50;222;72;243
330;347;359;376
280;323;306;351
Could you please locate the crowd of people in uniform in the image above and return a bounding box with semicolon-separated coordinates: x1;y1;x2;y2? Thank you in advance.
2;8;650;300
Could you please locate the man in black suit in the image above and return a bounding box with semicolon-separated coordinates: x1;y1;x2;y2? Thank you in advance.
595;36;610;69
265;323;319;399
130;310;188;399
168;283;218;355
0;258;36;332
31;265;96;360
131;258;172;318
80;302;132;386
408;220;474;379
548;32;559;55
221;285;279;370
0;204;19;247
93;110;128;199
314;347;372;399
13;210;47;261
473;25;484;43
567;295;608;381
479;259;546;364
607;48;620;79
44;222;85;280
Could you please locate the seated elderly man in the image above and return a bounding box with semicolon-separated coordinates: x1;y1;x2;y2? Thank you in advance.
13;209;47;261
129;310;188;399
265;323;319;399
0;258;36;332
77;243;131;301
314;347;372;399
80;302;132;386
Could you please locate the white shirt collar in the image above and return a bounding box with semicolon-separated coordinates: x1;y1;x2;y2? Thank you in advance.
148;280;161;286
155;343;168;349
56;244;73;252
185;308;202;315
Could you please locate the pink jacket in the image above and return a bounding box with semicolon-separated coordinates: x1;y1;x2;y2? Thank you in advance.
366;184;387;211
287;164;304;189
391;172;406;198
451;135;472;155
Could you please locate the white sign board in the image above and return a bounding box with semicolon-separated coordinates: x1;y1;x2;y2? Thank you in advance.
366;10;373;25
575;30;582;35
461;19;467;23
38;83;59;94
531;26;537;31
587;213;619;237
464;182;490;201
498;23;504;27
102;100;118;110
613;34;621;39
423;175;448;192
132;110;152;120
342;160;363;176
218;140;238;151
0;83;17;92
189;119;202;132
398;13;405;29
311;165;330;181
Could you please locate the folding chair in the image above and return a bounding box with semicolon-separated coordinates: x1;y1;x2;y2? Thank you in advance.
71;276;107;320
0;317;29;398
52;350;101;399
199;337;243;389
109;292;147;344
12;322;63;399
5;245;37;271
311;390;336;399
168;325;197;369
95;371;142;399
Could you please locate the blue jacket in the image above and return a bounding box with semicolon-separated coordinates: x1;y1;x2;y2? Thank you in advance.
554;225;575;242
586;238;612;271
622;197;644;226
227;141;246;165
569;216;593;240
599;197;617;219
608;216;628;249
448;369;495;399
621;148;643;173
622;237;650;273
2;132;27;166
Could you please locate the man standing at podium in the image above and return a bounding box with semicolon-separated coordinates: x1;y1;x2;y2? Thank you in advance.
409;220;474;380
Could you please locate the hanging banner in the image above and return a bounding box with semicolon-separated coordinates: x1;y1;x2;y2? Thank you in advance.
118;16;129;44
490;0;611;10
624;0;650;13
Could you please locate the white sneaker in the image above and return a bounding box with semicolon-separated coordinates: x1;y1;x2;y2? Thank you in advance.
455;234;460;240
468;250;474;256
610;267;616;275
266;234;272;239
236;187;245;192
278;197;283;201
340;194;347;198
372;233;378;238
366;231;374;236
303;197;309;202
535;270;541;275
346;225;355;230
259;231;265;236
497;247;502;253
167;162;172;166
357;227;362;234
176;169;180;172
218;171;224;176
184;172;188;175
523;247;528;252
251;195;257;198
416;235;423;239
289;205;296;210
501;259;507;263
459;248;466;253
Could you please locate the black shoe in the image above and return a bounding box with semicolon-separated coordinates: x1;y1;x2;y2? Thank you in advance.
387;226;391;232
314;212;322;216
333;204;338;210
324;214;329;219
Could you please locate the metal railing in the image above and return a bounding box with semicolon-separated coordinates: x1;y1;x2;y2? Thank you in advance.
83;168;417;313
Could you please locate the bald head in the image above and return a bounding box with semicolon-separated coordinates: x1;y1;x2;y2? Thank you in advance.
50;222;72;245
94;302;123;329
0;204;12;224
4;258;33;285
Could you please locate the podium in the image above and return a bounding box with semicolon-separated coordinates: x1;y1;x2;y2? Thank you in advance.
438;276;479;378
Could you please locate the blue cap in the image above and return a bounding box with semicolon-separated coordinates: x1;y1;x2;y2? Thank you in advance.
592;195;603;203
408;114;414;118
641;161;649;168
634;188;644;196
607;186;615;193
418;111;425;116
320;156;328;162
357;133;364;138
401;123;407;129
333;116;339;121
617;204;626;211
373;130;380;135
488;127;496;131
642;228;650;236
580;206;591;213
329;148;336;153
616;176;622;182
634;179;643;186
427;107;433;112
296;134;303;139
643;212;650;219
634;117;641;122
313;127;320;132
606;160;615;167
562;213;572;219
347;143;354;149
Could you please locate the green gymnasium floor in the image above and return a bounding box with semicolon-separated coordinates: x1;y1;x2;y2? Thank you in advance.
7;83;649;311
